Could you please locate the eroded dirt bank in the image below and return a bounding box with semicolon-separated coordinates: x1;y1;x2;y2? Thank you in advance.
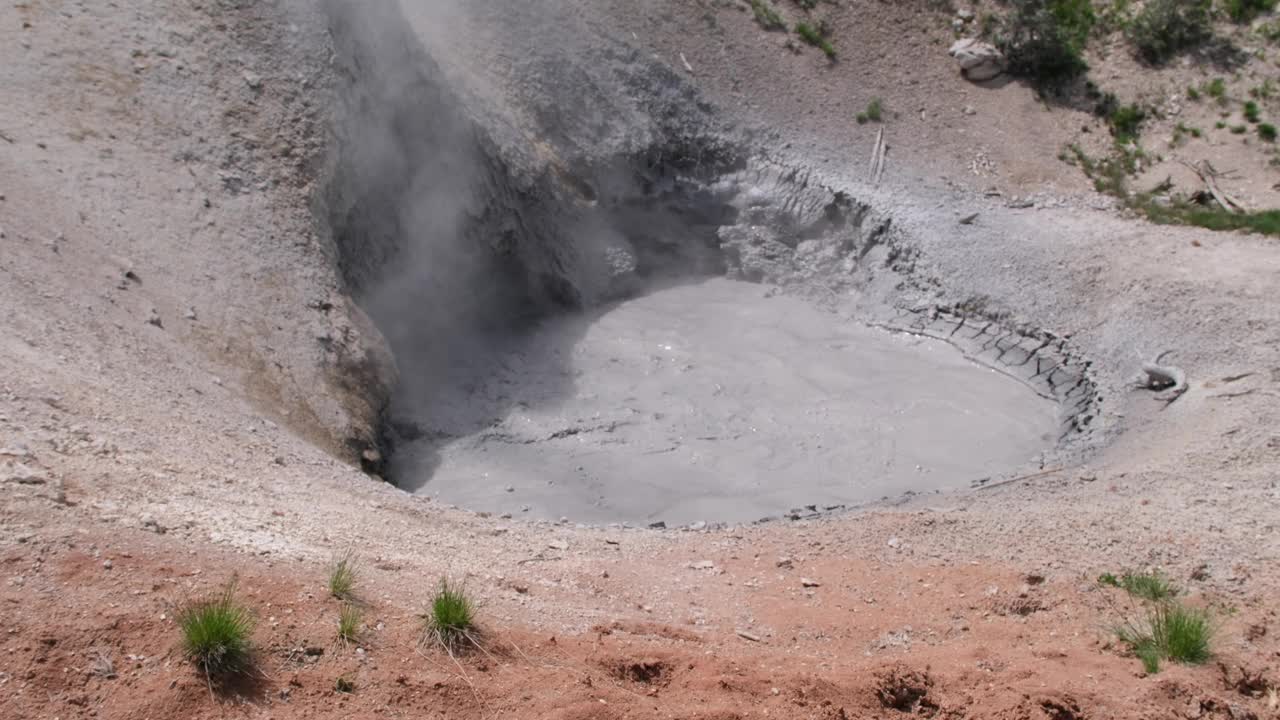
1;1;1278;719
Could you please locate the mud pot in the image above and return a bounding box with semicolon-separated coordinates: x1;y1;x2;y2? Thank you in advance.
393;278;1058;524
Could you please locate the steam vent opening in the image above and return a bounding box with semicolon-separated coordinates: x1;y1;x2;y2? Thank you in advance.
323;2;1088;527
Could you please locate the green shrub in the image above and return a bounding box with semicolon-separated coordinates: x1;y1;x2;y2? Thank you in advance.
1245;100;1262;122
1187;85;1202;100
1127;0;1212;64
1224;0;1278;23
865;98;883;122
329;550;357;599
1115;602;1213;673
996;0;1094;87
795;21;837;59
1259;122;1277;140
1207;77;1228;102
426;578;475;648
1109;103;1147;143
178;582;255;675
749;0;786;30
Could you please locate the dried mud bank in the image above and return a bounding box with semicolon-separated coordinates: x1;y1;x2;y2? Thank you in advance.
317;1;1104;515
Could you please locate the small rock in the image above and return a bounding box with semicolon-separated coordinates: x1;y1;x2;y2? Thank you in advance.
801;577;821;588
776;557;794;569
183;307;197;320
688;560;715;570
243;71;262;90
956;8;975;21
547;540;569;551
949;38;1005;82
887;537;901;549
648;521;666;529
102;559;113;570
504;485;515;493
688;520;707;531
146;309;163;328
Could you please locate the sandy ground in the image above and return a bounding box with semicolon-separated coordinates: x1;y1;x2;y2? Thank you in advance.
1;1;1279;719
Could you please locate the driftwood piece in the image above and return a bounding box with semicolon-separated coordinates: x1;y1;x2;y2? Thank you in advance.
868;128;887;185
1180;160;1245;214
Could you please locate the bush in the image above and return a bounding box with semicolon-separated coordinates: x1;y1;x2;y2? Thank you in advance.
1109;104;1147;143
1245;100;1262;122
178;582;255;675
997;0;1094;87
1259;122;1277;140
1128;0;1212;65
426;579;475;649
1224;0;1278;23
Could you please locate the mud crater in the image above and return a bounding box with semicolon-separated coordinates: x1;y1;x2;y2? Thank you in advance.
319;2;1100;526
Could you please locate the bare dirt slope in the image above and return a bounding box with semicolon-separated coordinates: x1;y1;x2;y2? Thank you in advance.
1;1;1279;719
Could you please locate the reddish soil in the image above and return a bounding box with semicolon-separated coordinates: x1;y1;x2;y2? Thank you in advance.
4;523;1276;720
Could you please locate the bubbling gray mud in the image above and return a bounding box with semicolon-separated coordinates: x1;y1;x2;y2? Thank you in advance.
394;278;1058;525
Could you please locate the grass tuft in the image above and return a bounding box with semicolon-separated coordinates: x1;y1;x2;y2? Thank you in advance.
425;578;476;650
328;550;357;600
1245;100;1262;123
337;603;362;644
795;21;837;59
1259;122;1277;141
1118;571;1179;602
749;0;786;30
1115;602;1213;672
856;98;884;125
178;581;255;676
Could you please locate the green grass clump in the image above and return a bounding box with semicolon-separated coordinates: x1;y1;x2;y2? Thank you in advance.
749;0;786;30
1224;0;1278;23
1127;0;1212;65
1109;103;1147;143
328;550;357;599
1119;571;1179;601
426;579;476;649
1143;199;1280;234
178;582;255;676
1187;85;1201;100
795;21;837;59
1259;122;1277;140
1207;77;1228;101
856;98;884;125
1245;100;1262;123
1115;602;1213;673
1231;124;1249;134
337;603;362;644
